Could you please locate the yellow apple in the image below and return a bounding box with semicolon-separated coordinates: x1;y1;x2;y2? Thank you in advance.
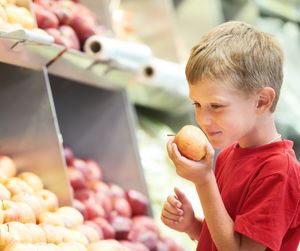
15;202;36;224
54;212;79;230
11;177;35;194
0;211;3;224
55;226;75;242
56;207;84;225
0;0;7;7
11;193;45;218
6;5;34;29
38;223;63;245
37;212;64;227
0;200;21;223
172;125;208;161
25;223;47;244
0;224;21;251
69;230;89;246
4;177;35;197
6;221;32;243
17;172;44;194
57;243;78;251
37;190;59;213
0;183;11;200
0;155;16;178
0;5;6;22
34;243;57;251
3;242;34;251
77;224;100;243
65;242;88;251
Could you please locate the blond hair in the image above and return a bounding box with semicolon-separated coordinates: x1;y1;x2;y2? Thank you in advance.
186;21;284;113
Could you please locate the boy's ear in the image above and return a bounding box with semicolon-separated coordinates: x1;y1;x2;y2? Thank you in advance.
255;87;275;114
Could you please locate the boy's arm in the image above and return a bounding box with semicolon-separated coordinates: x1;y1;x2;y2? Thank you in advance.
168;139;267;251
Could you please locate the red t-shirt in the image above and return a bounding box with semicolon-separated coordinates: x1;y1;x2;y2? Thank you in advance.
196;139;300;251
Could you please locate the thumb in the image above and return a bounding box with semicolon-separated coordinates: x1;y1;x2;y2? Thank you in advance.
174;187;191;207
203;141;215;162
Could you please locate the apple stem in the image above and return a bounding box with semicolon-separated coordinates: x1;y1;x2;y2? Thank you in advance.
167;134;176;136
7;224;9;232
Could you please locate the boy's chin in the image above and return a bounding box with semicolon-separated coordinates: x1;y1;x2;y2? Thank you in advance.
210;140;235;150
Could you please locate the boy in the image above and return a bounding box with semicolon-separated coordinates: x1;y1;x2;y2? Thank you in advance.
161;21;300;251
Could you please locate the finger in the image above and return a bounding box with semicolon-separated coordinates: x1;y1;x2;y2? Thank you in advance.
161;207;183;222
161;214;181;226
202;142;215;165
167;194;182;208
174;187;192;207
166;137;174;159
164;200;183;215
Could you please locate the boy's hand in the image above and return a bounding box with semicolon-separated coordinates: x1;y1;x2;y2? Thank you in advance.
161;187;196;235
167;137;215;186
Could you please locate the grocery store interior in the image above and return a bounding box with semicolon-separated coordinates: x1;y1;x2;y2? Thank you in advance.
0;0;300;250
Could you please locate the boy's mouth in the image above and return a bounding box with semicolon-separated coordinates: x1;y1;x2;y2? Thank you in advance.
206;131;221;137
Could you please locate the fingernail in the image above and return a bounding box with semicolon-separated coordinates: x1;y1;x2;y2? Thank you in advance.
179;217;183;222
178;210;183;215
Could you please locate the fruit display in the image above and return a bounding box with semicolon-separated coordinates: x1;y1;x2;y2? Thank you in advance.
0;149;186;251
32;0;111;50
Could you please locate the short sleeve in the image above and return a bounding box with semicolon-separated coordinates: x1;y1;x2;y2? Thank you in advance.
234;173;300;251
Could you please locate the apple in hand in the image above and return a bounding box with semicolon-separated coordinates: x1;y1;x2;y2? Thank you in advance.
172;125;208;161
83;158;102;182
37;189;59;213
25;222;47;244
1;200;21;223
126;189;149;216
38;223;63;245
15;202;36;224
0;155;16;178
17;172;44;193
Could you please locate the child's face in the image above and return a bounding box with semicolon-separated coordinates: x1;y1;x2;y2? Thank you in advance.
189;81;258;149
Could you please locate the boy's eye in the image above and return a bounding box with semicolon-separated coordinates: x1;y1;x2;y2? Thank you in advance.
192;102;201;107
211;104;222;109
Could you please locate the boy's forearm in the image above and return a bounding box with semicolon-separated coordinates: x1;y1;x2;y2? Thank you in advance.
194;172;240;251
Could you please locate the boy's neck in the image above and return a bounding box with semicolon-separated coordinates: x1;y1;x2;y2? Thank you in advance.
238;113;280;149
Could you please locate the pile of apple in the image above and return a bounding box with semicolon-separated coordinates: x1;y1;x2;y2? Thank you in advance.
32;0;110;50
63;144;186;251
0;0;38;32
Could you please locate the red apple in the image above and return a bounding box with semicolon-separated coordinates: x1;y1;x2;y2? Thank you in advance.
83;158;102;182
1;200;22;223
126;189;149;216
59;25;80;50
109;216;132;240
62;144;74;165
88;240;129;251
112;197;132;218
84;197;106;220
156;240;169;251
73;199;87;220
128;227;158;251
0;155;16;178
131;215;160;235
88;181;110;195
83;220;104;240
37;189;59;213
45;27;70;48
33;3;59;29
119;240;150;251
109;183;126;198
50;1;75;26
95;191;112;216
71;158;88;179
91;217;115;240
159;237;185;251
67;167;87;190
